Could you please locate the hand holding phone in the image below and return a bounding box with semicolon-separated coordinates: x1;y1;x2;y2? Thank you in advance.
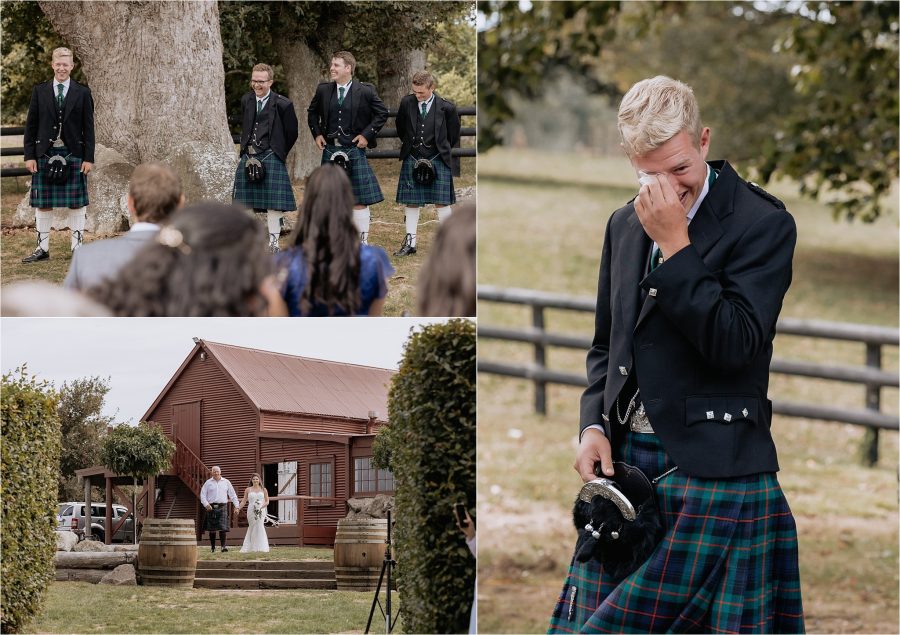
454;502;469;528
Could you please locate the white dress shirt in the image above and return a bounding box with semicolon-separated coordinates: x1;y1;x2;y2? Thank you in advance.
200;477;240;507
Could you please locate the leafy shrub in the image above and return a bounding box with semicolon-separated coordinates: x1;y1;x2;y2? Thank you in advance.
100;421;174;480
1;368;62;633
380;319;475;634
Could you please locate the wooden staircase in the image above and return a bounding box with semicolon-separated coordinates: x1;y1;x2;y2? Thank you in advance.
193;560;336;590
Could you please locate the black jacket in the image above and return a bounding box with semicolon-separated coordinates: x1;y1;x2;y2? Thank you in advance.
396;92;461;177
306;79;388;148
239;91;298;163
580;161;796;478
24;79;95;162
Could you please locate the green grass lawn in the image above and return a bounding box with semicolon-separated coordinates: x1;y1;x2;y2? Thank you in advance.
0;156;475;317
27;582;400;634
196;545;333;561
476;147;899;634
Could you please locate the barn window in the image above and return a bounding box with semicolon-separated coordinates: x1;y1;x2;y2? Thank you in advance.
355;457;395;495
309;462;333;502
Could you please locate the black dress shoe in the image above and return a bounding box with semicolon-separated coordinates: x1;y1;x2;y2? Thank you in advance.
22;247;49;263
394;233;417;257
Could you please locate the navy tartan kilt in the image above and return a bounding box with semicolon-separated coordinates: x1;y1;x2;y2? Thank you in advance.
233;151;297;211
321;145;383;206
30;147;89;209
395;154;456;206
203;505;230;532
550;431;805;634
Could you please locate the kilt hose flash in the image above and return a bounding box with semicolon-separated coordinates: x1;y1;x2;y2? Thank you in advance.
549;431;804;634
30;146;88;209
321;144;384;206
233;151;297;211
395;153;456;207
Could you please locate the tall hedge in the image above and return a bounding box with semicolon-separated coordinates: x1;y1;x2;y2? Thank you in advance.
1;368;61;633
381;319;475;634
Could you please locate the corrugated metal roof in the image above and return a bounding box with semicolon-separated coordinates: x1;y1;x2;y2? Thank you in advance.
201;340;394;421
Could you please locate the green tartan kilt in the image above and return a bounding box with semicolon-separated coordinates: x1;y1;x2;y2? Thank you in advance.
395;154;456;206
232;151;297;211
549;431;805;634
30;147;89;209
321;145;384;206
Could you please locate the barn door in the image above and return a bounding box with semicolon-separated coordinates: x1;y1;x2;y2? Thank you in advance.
278;461;297;525
173;401;201;457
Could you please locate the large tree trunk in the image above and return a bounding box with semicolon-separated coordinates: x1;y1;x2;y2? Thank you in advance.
15;1;237;233
275;38;329;184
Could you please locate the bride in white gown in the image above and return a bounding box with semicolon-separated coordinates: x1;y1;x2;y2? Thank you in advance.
238;473;270;553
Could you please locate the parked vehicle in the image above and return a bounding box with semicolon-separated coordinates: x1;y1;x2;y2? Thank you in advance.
57;502;135;543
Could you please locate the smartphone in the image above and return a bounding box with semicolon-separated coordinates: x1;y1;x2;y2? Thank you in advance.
454;502;469;527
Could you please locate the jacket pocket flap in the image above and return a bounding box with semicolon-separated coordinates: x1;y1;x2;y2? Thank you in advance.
685;395;758;426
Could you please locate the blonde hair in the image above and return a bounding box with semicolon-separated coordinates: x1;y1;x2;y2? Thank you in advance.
252;63;274;81
51;47;74;62
617;76;701;156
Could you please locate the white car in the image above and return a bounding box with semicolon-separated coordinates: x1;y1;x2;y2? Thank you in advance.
57;502;135;543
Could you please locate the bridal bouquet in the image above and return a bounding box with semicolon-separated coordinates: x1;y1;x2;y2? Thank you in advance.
253;499;263;520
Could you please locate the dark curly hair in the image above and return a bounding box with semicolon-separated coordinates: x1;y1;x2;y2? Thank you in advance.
287;164;361;316
88;201;273;316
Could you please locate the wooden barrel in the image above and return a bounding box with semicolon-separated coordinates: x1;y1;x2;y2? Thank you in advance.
333;518;388;591
137;519;198;587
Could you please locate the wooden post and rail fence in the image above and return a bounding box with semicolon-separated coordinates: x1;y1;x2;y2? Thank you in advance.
477;285;899;466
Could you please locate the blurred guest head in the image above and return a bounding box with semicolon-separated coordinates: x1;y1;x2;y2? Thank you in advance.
128;162;184;224
286;164;361;315
89;202;278;316
417;201;475;317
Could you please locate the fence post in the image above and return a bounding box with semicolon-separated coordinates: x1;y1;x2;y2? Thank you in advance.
862;343;881;466
533;304;547;415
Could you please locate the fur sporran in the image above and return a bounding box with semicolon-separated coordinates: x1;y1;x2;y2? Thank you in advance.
572;461;665;580
412;157;436;185
330;150;352;178
245;156;266;183
45;154;70;185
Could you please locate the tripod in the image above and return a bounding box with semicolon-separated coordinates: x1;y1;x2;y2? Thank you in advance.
365;510;400;633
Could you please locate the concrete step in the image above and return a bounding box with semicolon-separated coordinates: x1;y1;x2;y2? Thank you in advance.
193;577;337;590
197;567;332;580
196;559;333;572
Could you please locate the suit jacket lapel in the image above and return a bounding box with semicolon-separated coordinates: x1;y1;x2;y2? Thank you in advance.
349;79;360;129
619;209;651;337
62;82;77;122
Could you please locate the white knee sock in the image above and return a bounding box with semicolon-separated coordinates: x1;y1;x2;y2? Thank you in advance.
404;207;420;247
266;210;283;245
353;207;370;244
68;207;87;250
35;209;52;251
437;205;453;223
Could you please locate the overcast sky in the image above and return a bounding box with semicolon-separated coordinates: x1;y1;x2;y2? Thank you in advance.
2;318;457;424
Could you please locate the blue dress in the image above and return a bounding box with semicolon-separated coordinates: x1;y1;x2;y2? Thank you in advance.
275;244;395;316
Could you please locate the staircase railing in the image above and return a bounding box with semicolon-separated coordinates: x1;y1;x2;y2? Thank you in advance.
174;438;209;499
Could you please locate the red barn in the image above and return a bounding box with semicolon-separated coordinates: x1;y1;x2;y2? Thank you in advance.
139;338;396;547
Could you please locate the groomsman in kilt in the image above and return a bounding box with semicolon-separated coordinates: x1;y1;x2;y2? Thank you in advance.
233;63;299;253
393;71;461;257
22;47;94;263
307;51;388;244
200;466;240;552
550;76;804;633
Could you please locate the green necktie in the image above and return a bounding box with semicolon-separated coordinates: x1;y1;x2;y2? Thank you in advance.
57;84;64;109
420;101;427;118
338;86;345;106
256;99;263;115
